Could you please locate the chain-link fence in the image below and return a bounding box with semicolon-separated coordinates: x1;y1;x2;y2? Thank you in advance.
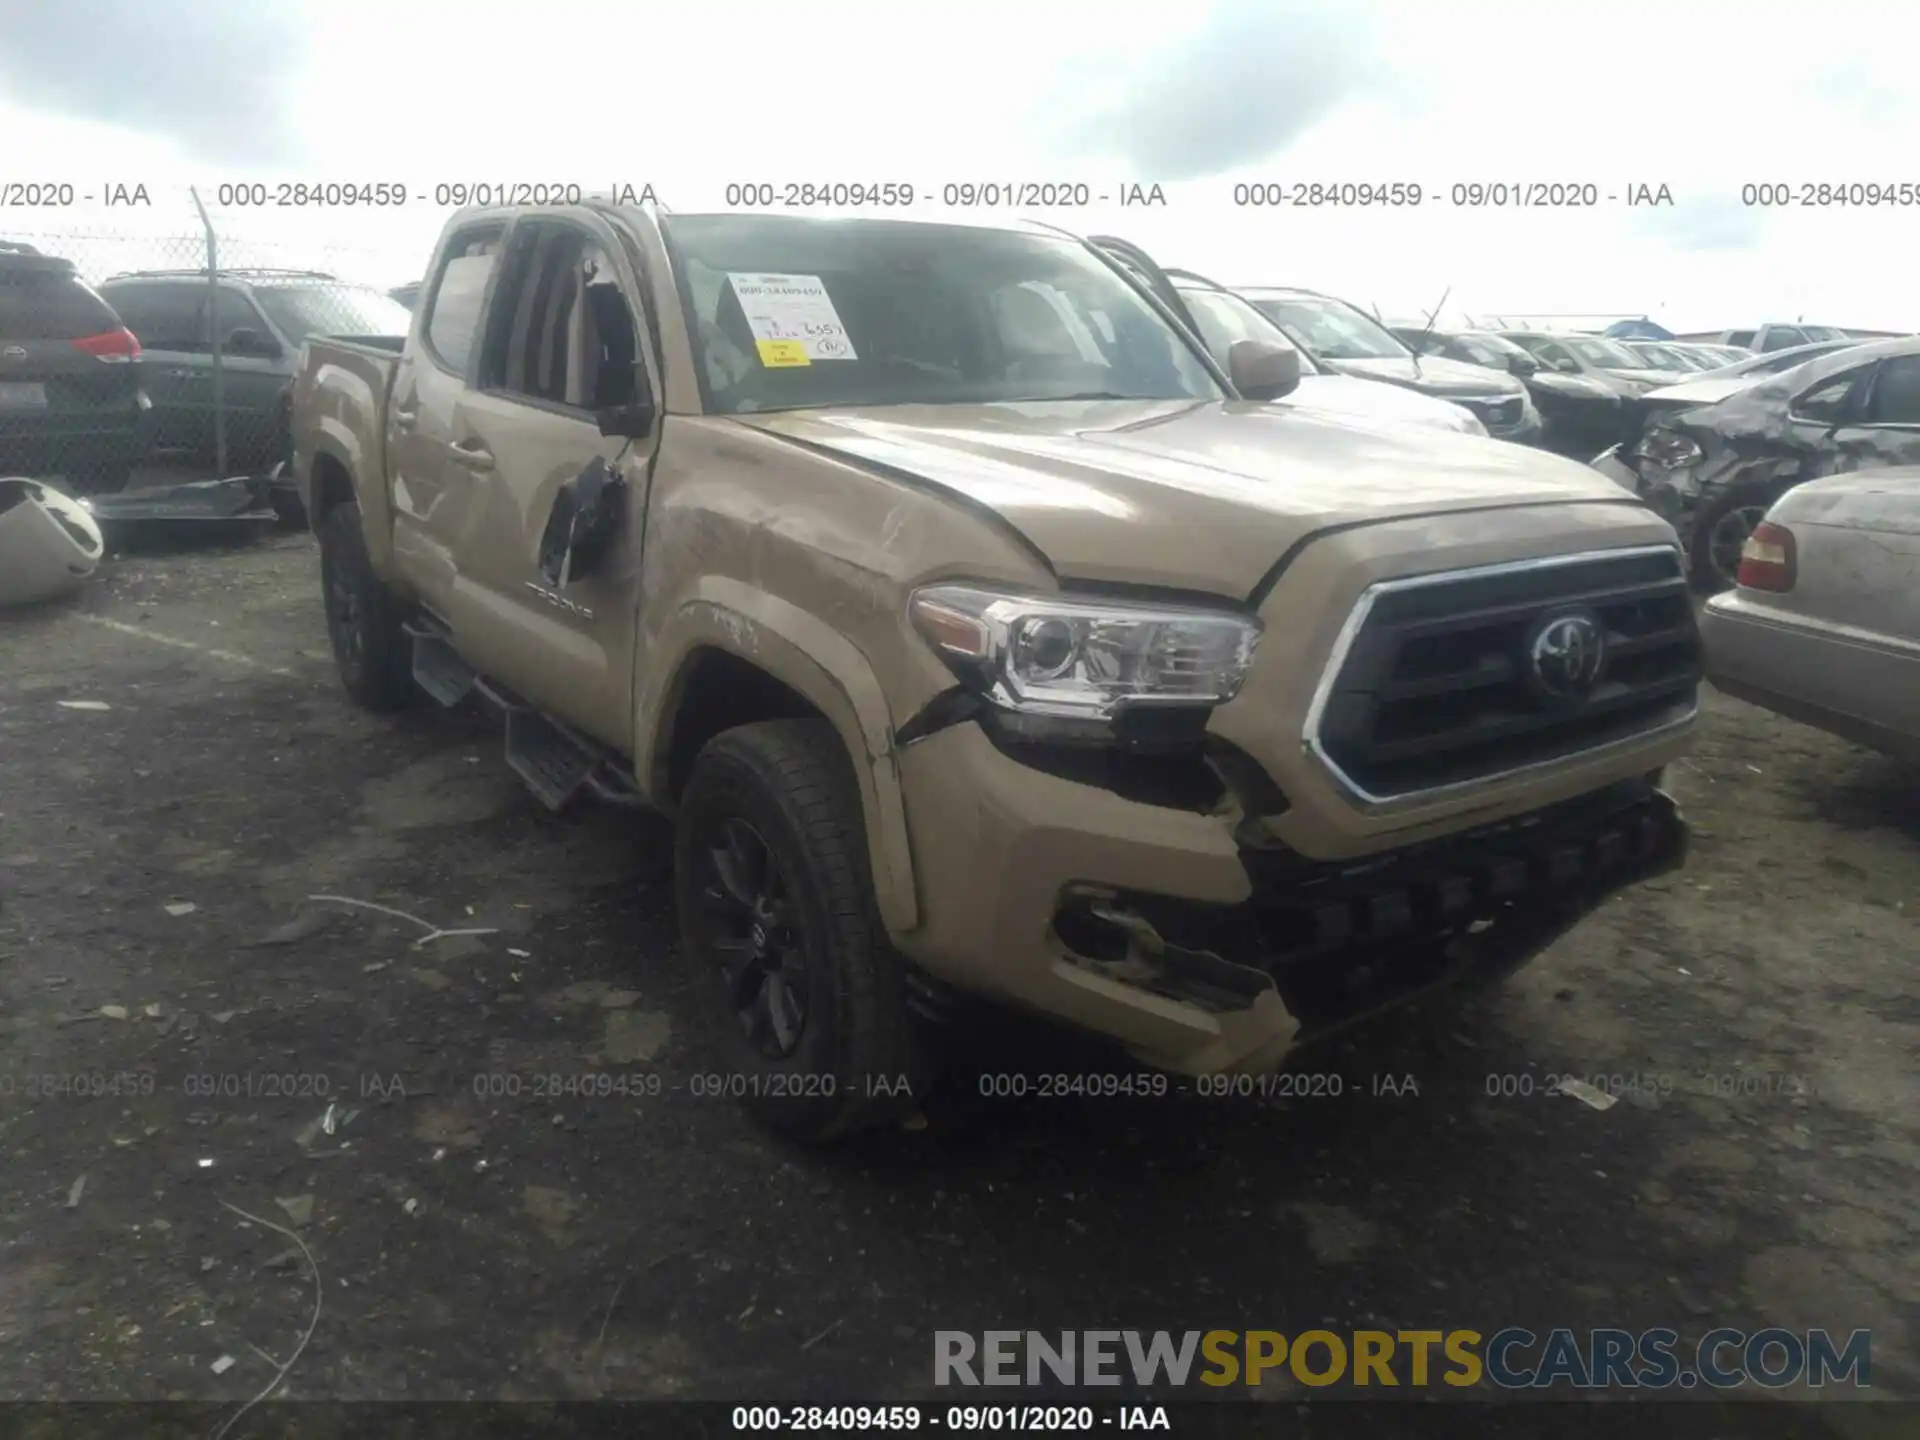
1;201;419;492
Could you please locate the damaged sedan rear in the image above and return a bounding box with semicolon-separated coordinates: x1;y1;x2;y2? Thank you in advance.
1591;336;1920;593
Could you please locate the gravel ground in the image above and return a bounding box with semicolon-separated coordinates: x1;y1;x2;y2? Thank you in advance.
0;531;1915;1431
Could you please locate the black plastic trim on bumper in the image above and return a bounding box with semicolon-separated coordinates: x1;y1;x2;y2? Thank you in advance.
1055;779;1687;1035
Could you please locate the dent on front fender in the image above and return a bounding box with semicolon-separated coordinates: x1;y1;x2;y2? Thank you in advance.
634;580;929;936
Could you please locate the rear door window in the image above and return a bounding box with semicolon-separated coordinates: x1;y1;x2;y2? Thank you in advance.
101;284;206;350
1863;356;1920;425
0;267;120;341
424;226;506;376
1789;367;1865;425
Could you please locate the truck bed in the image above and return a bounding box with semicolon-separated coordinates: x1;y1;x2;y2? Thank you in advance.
291;336;404;528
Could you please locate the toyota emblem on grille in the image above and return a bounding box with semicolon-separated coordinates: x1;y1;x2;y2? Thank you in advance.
1526;612;1606;701
1;346;25;361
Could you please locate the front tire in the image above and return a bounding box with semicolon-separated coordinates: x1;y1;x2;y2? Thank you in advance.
674;719;927;1143
318;500;415;711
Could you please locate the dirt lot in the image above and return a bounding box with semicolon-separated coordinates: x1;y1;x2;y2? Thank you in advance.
1;530;1916;1428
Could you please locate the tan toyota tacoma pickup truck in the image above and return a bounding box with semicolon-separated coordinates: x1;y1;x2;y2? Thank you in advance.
292;204;1700;1142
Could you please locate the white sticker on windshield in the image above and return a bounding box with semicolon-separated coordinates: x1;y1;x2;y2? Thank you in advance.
726;272;859;366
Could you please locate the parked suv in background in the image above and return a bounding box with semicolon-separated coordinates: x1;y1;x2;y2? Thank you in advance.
1392;326;1630;457
97;268;414;471
0;241;150;493
1720;324;1851;354
1086;251;1491;437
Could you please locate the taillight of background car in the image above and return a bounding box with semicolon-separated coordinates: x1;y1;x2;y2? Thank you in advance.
1736;520;1797;592
71;327;141;362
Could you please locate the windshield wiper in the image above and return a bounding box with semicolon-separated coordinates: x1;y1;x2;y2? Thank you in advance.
1024;391;1147;402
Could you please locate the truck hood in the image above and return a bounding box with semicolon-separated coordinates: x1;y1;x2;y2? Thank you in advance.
1285;373;1481;432
1322;354;1524;400
739;399;1631;598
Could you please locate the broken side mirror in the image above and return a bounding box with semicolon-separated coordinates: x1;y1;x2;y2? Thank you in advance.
1229;340;1301;401
595;393;655;439
536;455;628;588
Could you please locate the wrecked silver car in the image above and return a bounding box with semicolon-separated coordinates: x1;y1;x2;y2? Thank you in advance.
1592;336;1920;593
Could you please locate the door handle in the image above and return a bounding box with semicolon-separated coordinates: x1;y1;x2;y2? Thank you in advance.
450;440;494;472
392;408;417;431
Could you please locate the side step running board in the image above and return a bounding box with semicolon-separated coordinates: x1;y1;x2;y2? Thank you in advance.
403;614;647;815
405;620;476;707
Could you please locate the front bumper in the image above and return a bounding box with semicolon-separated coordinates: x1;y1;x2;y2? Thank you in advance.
1486;401;1544;446
894;721;1688;1075
1702;592;1920;762
1591;445;1698;532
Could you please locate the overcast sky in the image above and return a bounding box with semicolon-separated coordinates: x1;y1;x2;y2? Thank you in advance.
1;0;1912;331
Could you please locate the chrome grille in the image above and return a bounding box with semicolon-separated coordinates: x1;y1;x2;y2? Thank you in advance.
1307;547;1699;803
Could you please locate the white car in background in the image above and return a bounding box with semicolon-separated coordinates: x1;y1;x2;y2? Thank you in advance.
1702;468;1920;762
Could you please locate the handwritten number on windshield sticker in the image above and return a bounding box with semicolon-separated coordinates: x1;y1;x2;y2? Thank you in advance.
728;272;860;362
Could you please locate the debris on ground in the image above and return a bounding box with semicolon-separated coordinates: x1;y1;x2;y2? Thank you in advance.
1558;1078;1619;1112
294;1103;347;1149
98;1005;128;1021
274;1194;315;1227
210;1199;323;1440
0;477;103;606
88;474;281;531
64;1175;86;1209
306;893;499;949
163;902;197;917
210;1355;235;1376
56;700;112;712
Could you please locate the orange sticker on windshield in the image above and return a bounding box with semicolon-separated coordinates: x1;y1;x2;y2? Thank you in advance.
757;339;810;368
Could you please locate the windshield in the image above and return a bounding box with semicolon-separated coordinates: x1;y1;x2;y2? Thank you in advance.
1631;343;1690;370
1245;295;1409;361
659;215;1223;414
1799;325;1847;342
1569;337;1643;368
1453;334;1523;367
252;284;414;341
1176;287;1319;374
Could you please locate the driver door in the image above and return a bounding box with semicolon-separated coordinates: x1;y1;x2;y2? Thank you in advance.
439;215;662;751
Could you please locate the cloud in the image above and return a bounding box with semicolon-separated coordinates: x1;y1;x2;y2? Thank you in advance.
1057;0;1385;180
0;0;306;165
1631;196;1769;253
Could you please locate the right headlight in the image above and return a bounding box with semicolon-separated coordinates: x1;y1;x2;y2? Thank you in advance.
908;584;1262;739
